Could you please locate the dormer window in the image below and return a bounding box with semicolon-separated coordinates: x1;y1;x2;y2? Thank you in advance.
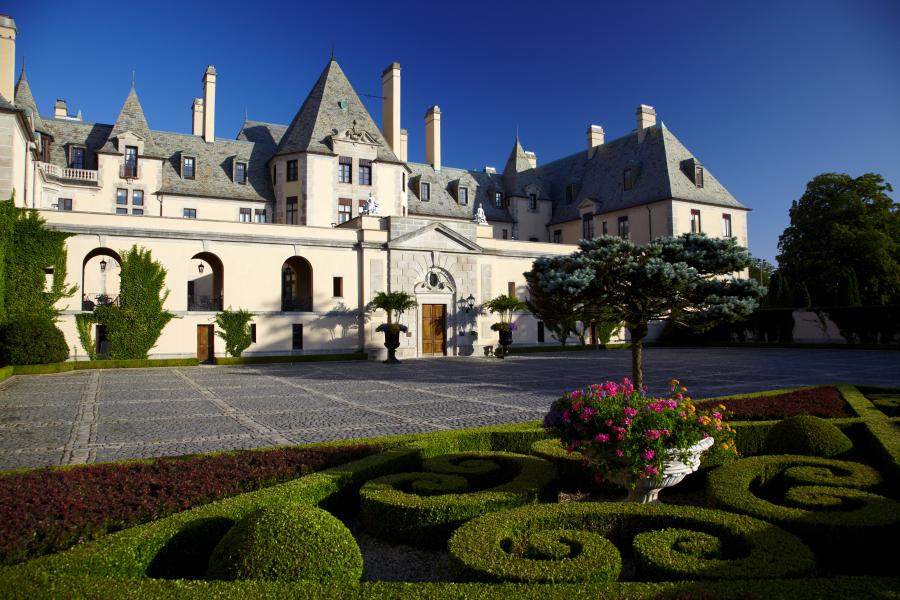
565;184;577;204
70;146;86;170
459;186;468;206
420;182;430;201
182;156;196;179
528;193;537;211
494;191;503;208
124;146;138;178
234;161;247;185
681;158;704;187
624;167;636;191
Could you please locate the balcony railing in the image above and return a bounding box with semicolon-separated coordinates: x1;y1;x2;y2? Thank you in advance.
37;161;99;185
281;298;312;312
82;293;119;311
187;296;224;312
119;164;139;179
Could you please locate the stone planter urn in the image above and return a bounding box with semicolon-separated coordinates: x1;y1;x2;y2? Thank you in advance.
497;329;513;358
585;436;714;504
382;329;401;364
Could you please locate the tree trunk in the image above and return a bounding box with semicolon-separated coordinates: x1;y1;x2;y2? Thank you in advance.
628;324;648;391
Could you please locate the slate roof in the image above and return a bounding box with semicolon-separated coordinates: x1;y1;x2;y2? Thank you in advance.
98;86;162;156
407;163;513;223
236;120;287;148
274;59;402;164
13;66;43;131
502;137;540;197
40;118;112;171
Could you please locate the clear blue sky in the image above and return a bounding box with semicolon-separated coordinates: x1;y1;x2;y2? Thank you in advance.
6;0;899;264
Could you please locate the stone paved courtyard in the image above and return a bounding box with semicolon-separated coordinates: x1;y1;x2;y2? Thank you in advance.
1;348;898;470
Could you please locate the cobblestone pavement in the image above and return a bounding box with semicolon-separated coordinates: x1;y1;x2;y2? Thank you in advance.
1;348;898;470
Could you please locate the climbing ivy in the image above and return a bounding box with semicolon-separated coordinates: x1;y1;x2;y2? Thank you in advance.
75;313;97;360
93;246;174;359
215;308;254;357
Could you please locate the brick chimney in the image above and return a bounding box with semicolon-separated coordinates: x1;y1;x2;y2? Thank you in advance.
425;105;441;170
202;65;216;143
381;63;401;156
192;97;204;136
587;124;604;158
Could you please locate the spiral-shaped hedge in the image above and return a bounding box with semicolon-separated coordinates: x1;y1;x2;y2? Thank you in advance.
359;452;557;547
706;455;900;572
448;502;814;583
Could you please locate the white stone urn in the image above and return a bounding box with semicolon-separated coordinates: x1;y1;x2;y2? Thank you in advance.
588;436;714;504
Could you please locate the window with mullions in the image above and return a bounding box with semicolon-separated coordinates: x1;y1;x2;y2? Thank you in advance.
124;146;138;177
183;156;195;179
722;213;732;237
528;193;537;211
690;209;702;233
286;196;298;225
286;160;298;182
116;188;128;206
582;214;594;240
57;198;72;211
420;182;430;201
618;216;630;239
338;157;352;184
235;162;247;184
338;198;352;224
183;208;197;219
239;207;252;223
494;191;503;208
70;147;85;170
359;159;372;185
459;187;468;206
255;208;267;223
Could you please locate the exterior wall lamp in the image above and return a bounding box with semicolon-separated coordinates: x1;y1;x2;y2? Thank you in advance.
198;262;205;274
465;294;475;312
99;258;107;272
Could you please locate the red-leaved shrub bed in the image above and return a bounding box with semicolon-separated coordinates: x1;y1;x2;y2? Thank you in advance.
698;387;854;420
0;444;379;565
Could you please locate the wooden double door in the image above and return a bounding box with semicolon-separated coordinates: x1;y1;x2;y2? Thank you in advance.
421;304;446;356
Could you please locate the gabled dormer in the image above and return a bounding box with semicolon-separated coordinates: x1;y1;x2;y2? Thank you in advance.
450;172;477;206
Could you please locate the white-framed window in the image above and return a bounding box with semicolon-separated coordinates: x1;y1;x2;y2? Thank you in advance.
57;198;73;211
722;213;732;237
70;146;86;169
183;208;197;219
359;159;372;185
494;191;503;208
338;198;352;223
235;161;247;184
690;209;702;233
255;208;267;223
459;186;468;206
618;216;629;239
182;156;195;179
338;157;352;184
239;207;252;223
420;182;430;201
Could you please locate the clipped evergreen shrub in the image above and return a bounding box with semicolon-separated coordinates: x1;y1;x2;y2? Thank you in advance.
206;502;362;582
448;502;814;583
763;415;853;457
869;394;900;417
0;318;69;365
359;452;557;548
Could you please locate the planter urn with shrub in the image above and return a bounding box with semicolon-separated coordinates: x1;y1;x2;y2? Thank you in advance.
369;291;417;364
485;294;528;358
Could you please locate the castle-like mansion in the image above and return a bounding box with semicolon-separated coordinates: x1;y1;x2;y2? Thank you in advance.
0;15;748;361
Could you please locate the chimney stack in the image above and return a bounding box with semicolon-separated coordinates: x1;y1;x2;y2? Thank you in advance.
202;65;217;143
587;124;605;158
54;99;67;119
636;104;656;142
524;150;537;169
0;15;14;105
425;105;441;170
381;63;401;156
484;166;496;174
399;128;408;162
192;98;204;136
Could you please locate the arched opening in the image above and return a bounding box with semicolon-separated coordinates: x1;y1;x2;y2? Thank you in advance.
281;256;312;312
82;248;122;310
188;252;224;311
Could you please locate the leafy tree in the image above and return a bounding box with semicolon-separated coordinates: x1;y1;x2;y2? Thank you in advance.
792;282;812;310
368;291;417;333
777;173;900;306
94;246;174;359
216;308;254;357
562;234;763;390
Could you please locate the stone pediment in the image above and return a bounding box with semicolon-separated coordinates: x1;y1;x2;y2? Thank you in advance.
330;120;381;146
387;222;482;253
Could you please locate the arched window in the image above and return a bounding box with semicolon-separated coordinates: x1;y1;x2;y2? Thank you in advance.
82;248;122;310
281;256;313;312
188;252;224;311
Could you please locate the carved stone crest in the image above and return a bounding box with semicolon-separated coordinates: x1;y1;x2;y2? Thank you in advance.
331;120;381;145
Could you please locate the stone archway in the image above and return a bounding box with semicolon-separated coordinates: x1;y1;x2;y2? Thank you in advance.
414;266;457;357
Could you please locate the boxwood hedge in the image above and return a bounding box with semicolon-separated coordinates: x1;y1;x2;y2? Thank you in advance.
448;502;814;584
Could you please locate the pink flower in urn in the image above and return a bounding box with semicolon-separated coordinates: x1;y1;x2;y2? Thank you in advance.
615;449;624;457
644;465;659;476
594;433;610;443
642;449;656;461
623;407;638;418
622;418;632;427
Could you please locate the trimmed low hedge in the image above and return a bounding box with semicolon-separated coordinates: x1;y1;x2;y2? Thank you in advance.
207;502;362;582
5;358;201;376
359;452;557;548
448;502;814;583
214;352;368;365
706;454;900;572
0;364;13;382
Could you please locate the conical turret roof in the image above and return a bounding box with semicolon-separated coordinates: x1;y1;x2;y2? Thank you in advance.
275;59;401;163
100;85;159;155
14;65;44;131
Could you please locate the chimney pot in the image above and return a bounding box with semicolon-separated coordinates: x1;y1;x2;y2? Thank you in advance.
484;166;496;174
636;104;656;142
54;99;67;119
192;98;204;136
399;128;408;163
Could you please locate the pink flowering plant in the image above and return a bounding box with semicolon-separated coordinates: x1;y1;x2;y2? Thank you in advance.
543;378;737;486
